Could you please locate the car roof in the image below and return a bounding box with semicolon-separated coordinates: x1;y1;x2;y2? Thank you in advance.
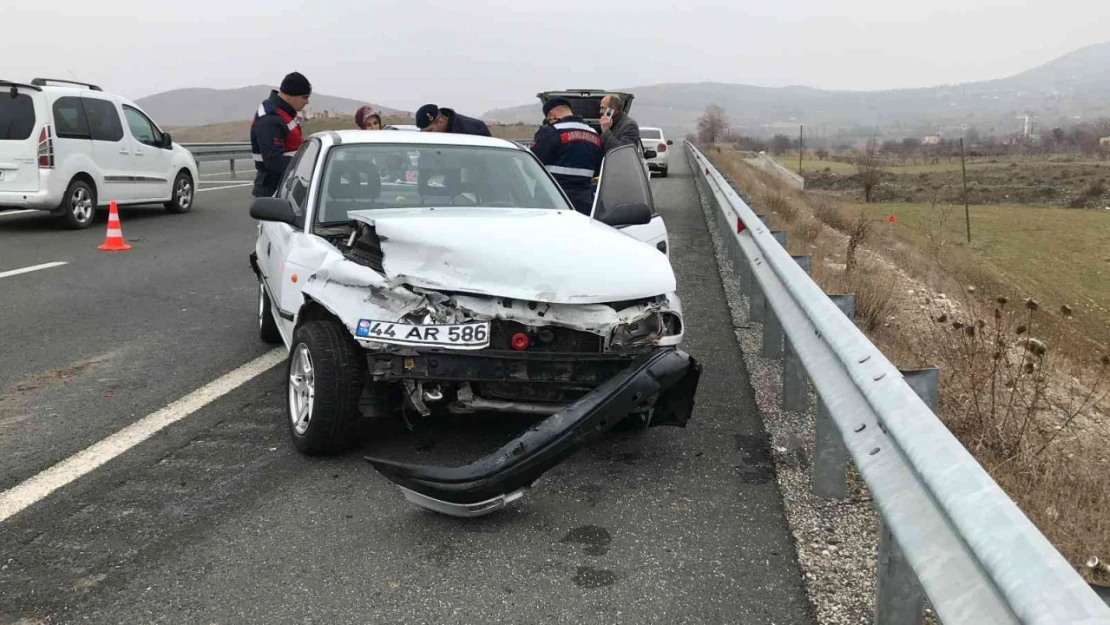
318;129;524;150
640;126;663;132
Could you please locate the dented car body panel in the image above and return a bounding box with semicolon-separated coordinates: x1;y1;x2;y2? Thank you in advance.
251;130;700;515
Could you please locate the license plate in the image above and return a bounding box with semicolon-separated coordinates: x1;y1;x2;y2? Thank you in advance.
355;319;490;350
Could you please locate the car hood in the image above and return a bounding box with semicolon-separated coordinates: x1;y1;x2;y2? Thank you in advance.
347;207;675;304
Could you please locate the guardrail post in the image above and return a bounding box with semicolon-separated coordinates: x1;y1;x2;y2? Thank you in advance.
782;255;812;412
761;231;788;358
230;159;236;179
813;294;854;500
874;367;936;625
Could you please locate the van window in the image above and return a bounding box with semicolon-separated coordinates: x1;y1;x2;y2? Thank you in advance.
122;106;163;147
82;98;124;142
640;129;662;140
0;93;35;140
52;97;91;139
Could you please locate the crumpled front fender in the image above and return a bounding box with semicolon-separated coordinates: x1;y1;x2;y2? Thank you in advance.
365;348;701;515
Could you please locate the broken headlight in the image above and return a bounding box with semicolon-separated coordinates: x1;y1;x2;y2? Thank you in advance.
610;313;665;349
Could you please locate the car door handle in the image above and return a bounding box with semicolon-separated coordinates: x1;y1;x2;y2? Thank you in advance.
119;148;130;155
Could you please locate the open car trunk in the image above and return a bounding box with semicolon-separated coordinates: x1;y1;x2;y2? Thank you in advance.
537;90;635;134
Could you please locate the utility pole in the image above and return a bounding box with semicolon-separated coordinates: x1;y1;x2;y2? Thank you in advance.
799;125;804;174
960;138;971;244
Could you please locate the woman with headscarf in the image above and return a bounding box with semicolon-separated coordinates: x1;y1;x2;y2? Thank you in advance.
355;105;382;130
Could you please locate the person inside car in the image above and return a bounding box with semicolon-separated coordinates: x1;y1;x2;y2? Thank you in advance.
530;97;603;215
415;104;491;136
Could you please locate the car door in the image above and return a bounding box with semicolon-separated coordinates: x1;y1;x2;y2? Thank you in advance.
261;140;320;340
78;95;137;204
121;104;173;201
591;143;669;255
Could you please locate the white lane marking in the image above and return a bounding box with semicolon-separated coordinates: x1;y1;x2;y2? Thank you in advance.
198;183;254;193
0;209;41;218
0;261;68;280
0;348;286;523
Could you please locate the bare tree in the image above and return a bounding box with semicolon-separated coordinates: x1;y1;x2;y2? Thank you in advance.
696;104;729;145
855;146;884;203
845;212;875;275
770;134;792;155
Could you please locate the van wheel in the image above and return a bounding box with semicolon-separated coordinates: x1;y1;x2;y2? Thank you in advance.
59;179;97;229
658;167;668;178
165;171;194;213
287;319;367;455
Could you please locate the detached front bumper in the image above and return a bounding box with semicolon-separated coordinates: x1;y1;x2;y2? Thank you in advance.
365;348;701;516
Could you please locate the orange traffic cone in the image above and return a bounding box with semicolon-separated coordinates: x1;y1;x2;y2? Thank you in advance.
98;201;131;251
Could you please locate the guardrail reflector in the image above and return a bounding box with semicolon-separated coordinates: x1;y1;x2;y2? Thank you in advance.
737;218;746;233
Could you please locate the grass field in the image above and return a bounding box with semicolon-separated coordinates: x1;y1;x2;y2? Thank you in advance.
778;155;1110;176
859;201;1110;359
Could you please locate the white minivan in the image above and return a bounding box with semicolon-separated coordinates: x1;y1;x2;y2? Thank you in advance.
0;78;199;229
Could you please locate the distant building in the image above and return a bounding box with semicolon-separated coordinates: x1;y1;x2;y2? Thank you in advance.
922;134;942;145
1100;137;1110;148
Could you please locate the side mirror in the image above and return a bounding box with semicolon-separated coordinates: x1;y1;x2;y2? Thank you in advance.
666;140;674;146
643;149;657;159
250;197;298;224
599;202;652;227
161;132;173;149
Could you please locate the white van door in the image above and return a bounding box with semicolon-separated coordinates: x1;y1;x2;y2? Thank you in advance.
0;86;41;196
63;95;136;204
122;104;174;201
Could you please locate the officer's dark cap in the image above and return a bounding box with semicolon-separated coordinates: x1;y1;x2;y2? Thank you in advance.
543;97;572;117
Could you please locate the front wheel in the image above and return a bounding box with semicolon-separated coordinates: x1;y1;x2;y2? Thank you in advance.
287;319;367;455
165;171;194;213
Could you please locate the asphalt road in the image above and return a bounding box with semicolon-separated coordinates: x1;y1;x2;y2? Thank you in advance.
0;155;813;624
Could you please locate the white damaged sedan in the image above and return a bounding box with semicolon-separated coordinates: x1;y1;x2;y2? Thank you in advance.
249;130;701;516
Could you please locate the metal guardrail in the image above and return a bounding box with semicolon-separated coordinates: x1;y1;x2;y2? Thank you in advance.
181;143;253;177
752;151;805;189
685;141;1110;625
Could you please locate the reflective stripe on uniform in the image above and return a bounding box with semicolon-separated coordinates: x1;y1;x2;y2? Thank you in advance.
547;165;595;177
286;119;298;131
553;121;594;132
252;153;264;162
283;151;297;157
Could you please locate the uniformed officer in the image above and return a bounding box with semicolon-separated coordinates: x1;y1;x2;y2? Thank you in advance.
249;72;312;198
530;97;604;215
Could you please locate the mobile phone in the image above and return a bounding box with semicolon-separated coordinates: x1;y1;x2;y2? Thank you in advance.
603;108;615;119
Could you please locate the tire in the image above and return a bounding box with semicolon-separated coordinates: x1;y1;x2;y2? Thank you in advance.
165;170;194;213
59;179;97;230
258;281;282;344
287;319;367;455
658;167;669;178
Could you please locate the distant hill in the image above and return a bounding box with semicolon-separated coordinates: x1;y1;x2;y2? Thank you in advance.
484;41;1110;140
136;85;407;127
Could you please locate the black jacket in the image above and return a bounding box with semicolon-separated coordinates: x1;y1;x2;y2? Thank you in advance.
531;115;603;214
441;108;491;136
601;113;641;154
250;91;303;197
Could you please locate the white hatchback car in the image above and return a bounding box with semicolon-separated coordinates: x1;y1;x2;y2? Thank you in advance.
248;130;700;515
0;78;199;229
640;127;673;177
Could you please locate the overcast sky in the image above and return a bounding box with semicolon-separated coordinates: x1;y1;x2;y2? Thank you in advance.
4;0;1106;114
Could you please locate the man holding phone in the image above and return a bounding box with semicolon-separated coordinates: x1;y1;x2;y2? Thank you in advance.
598;94;641;154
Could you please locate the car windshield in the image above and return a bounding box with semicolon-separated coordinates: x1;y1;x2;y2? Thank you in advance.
640;129;662;140
316;144;570;224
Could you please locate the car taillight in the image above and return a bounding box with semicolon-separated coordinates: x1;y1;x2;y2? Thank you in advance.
657;143;667;153
37;125;54;169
